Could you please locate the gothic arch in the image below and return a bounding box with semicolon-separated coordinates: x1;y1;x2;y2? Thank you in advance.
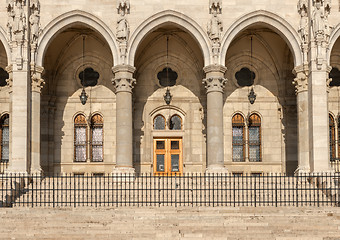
328;23;340;65
128;10;211;67
0;27;11;65
220;10;302;67
36;10;119;66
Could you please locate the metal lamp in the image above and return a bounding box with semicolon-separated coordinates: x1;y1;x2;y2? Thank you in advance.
248;87;256;104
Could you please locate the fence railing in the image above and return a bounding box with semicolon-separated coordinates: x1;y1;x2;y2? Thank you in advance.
331;159;340;172
0;160;8;174
0;173;339;208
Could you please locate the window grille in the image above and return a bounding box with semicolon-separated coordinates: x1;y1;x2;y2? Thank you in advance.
232;114;245;162
91;114;103;162
169;115;182;130
330;114;336;161
248;114;261;162
154;115;166;130
74;114;87;162
0;114;9;163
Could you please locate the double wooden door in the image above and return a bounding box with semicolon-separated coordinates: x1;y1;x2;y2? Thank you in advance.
153;138;182;175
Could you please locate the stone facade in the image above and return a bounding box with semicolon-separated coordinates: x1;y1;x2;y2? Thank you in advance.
0;0;339;175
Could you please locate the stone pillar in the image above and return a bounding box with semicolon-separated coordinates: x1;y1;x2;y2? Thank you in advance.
293;65;310;174
6;63;31;173
30;66;44;174
203;65;228;173
5;66;13;169
307;3;332;172
112;65;136;174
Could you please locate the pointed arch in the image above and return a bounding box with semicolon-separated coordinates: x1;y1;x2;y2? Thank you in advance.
328;23;340;65
128;10;211;67
220;10;302;67
0;27;11;65
36;10;119;66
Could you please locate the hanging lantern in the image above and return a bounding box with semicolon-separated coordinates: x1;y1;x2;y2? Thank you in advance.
80;88;88;105
248;87;256;104
164;88;172;105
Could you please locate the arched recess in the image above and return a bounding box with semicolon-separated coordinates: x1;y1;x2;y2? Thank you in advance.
220;10;302;67
0;27;11;65
328;23;340;65
128;10;211;67
36;10;119;66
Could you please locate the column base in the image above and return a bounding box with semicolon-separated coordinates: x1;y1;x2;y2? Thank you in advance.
205;165;228;175
31;167;43;176
294;166;310;176
111;167;135;182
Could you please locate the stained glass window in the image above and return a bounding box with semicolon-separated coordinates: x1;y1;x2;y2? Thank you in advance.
0;114;9;163
248;114;261;162
169;115;181;130
74;114;87;162
91;114;103;162
232;114;245;162
154;115;165;130
330;114;336;161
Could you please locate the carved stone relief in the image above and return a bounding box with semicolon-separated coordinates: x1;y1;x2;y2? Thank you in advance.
311;0;332;69
297;0;308;44
116;0;130;63
29;0;41;47
208;1;223;64
7;0;27;69
209;0;222;14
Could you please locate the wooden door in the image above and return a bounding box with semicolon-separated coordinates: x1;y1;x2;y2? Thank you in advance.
153;138;182;176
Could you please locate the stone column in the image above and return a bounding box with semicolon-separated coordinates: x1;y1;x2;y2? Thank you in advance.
293;65;310;174
203;65;228;173
30;66;44;174
112;65;136;174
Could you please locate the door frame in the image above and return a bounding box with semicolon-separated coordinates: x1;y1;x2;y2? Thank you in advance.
153;137;183;176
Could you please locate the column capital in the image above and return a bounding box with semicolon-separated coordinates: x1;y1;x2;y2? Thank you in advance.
292;65;308;94
203;64;228;93
5;65;13;90
202;77;227;93
31;65;45;93
112;65;136;93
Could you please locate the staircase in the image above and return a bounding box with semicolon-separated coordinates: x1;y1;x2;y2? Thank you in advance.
0;207;339;239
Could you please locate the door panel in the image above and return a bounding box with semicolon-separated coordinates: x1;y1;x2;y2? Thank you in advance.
154;138;182;175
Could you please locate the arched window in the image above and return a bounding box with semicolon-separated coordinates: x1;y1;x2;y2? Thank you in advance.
330;114;336;161
74;114;87;162
232;114;245;162
154;115;166;130
169;115;182;130
0;114;9;163
248;114;261;162
91;114;103;162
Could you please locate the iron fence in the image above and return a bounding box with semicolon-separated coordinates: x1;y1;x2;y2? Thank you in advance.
0;160;8;174
0;173;339;207
331;159;340;172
